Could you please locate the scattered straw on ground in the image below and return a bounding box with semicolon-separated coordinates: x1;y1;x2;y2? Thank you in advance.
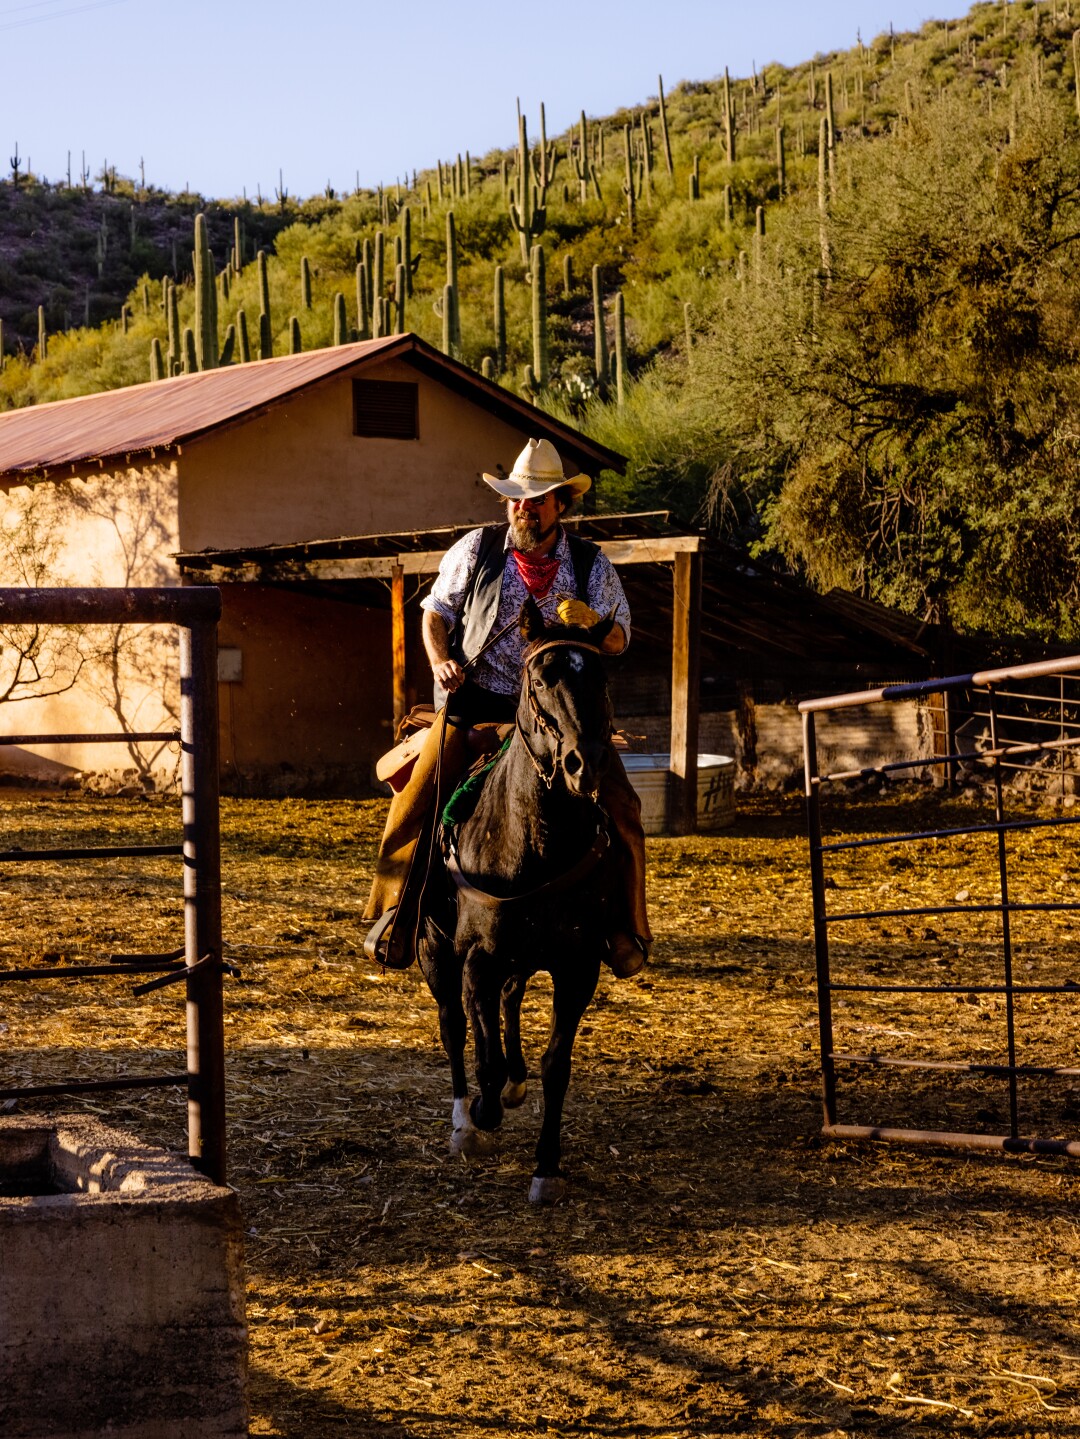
3;789;1080;1436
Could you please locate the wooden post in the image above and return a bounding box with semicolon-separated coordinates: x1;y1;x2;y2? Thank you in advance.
391;562;406;734
669;550;702;834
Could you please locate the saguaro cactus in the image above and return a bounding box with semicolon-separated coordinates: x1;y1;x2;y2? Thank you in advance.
372;232;386;338
236;309;251;363
572;110;590;202
508;109;548;264
722;68;736;164
356;263;370;340
494;264;506;375
257;250;273;358
818;117;832;279
194;213;217;370
657;75;674;176
614;291;627;405
333;292;347;346
150;337;165;382
183;326;198;374
592;265;609;388
622;123;637;232
301;255;312;309
776;125;786;194
688;154;700;200
394;263;407;333
37;306;46;361
401;205;413;297
531;243;549;390
445;211;461;356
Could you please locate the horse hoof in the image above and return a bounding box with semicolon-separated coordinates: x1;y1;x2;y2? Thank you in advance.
451;1126;496;1158
502;1079;528;1108
528;1174;567;1205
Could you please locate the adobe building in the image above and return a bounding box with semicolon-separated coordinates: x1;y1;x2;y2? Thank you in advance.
0;335;642;793
0;331;962;800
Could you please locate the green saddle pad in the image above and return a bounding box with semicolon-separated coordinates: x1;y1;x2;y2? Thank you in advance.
441;736;512;831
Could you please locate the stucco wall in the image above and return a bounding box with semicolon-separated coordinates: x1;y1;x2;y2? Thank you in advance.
0;465;181;783
177;357;541;552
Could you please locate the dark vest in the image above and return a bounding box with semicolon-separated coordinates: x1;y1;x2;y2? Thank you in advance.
449;523;599;673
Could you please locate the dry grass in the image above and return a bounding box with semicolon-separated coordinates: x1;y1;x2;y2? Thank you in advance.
3;788;1080;1437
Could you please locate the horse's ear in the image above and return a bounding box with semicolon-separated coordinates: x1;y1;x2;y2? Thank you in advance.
589;607;617;645
519;596;547;641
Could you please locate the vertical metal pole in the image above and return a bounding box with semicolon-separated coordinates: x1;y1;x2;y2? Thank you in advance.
1061;675;1066;802
391;562;407;735
669;550;702;836
987;685;1019;1139
180;618;226;1185
803;710;837;1131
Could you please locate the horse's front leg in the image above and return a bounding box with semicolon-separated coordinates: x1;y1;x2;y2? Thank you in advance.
464;949;509;1137
419;924;486;1157
530;956;600;1205
501;973;529;1108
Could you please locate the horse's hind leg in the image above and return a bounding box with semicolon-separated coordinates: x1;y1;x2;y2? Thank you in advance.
501;974;528;1108
529;963;599;1205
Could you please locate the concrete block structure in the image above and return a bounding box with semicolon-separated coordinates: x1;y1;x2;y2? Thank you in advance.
0;1114;247;1439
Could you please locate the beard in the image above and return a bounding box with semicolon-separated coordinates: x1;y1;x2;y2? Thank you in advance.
509;511;558;553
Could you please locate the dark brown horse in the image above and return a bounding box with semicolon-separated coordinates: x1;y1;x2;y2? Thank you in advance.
418;599;619;1203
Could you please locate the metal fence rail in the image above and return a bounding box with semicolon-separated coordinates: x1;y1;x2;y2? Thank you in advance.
0;587;227;1183
800;653;1080;1159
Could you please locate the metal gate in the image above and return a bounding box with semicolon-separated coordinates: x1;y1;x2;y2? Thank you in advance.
0;587;228;1183
801;655;1080;1158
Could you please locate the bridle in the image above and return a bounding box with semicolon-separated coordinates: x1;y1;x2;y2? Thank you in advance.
445;636;612;909
515;638;605;789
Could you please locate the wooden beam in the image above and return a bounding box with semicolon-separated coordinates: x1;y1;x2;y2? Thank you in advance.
669;550;702;836
177;534;704;585
391;563;406;733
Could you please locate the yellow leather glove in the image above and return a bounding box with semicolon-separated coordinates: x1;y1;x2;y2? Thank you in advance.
556;597;600;628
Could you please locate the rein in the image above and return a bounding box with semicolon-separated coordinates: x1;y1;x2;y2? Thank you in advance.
446;820;609;909
447;637;610;910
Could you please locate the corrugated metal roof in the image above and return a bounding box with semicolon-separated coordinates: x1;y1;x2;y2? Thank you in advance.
0;333;626;479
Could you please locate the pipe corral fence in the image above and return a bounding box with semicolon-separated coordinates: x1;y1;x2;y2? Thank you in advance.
801;655;1080;1159
0;587;228;1184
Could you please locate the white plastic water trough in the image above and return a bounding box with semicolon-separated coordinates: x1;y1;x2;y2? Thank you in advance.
622;752;736;835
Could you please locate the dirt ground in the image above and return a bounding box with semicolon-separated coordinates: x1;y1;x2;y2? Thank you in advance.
3;787;1080;1437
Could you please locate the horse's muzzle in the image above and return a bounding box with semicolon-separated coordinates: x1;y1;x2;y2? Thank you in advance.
561;741;609;797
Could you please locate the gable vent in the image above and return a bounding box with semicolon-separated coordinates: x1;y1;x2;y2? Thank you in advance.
352;379;419;440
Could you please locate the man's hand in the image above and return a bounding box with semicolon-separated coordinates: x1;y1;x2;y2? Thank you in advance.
556;597;600;628
432;657;465;693
423;610;465;692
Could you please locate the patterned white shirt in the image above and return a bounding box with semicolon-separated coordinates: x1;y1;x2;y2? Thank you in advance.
421;526;631;696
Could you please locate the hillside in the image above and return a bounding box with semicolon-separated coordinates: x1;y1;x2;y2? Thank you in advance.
3;0;1080;639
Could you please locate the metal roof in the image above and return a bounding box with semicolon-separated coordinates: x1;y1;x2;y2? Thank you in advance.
0;333;626;480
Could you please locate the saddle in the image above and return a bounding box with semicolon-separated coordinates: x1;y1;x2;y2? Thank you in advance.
375;704;634;794
375;705;509;793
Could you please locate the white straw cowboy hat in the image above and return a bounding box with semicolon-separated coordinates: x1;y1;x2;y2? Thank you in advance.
483;438;592;500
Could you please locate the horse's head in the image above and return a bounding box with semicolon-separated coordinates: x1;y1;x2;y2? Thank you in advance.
517;597;615;798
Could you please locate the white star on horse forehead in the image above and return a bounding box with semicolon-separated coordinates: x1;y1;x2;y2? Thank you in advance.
565;650;585;672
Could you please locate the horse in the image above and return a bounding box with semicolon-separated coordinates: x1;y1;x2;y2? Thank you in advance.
417;597;620;1204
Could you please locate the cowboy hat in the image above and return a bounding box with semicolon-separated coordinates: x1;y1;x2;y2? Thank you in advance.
482;438;592;500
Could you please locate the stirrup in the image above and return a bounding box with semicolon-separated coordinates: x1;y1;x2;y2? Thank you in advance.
363;907;412;969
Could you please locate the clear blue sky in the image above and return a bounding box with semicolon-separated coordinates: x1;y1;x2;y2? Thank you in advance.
6;0;972;199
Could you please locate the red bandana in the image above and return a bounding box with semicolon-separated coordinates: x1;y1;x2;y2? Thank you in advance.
511;547;561;599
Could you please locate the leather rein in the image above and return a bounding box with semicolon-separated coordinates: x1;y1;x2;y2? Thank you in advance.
446;638;610;909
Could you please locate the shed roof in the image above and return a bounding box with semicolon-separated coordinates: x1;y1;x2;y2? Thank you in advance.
0;333;625;481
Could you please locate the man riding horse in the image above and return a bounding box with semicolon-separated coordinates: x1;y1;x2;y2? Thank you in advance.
362;437;651;978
